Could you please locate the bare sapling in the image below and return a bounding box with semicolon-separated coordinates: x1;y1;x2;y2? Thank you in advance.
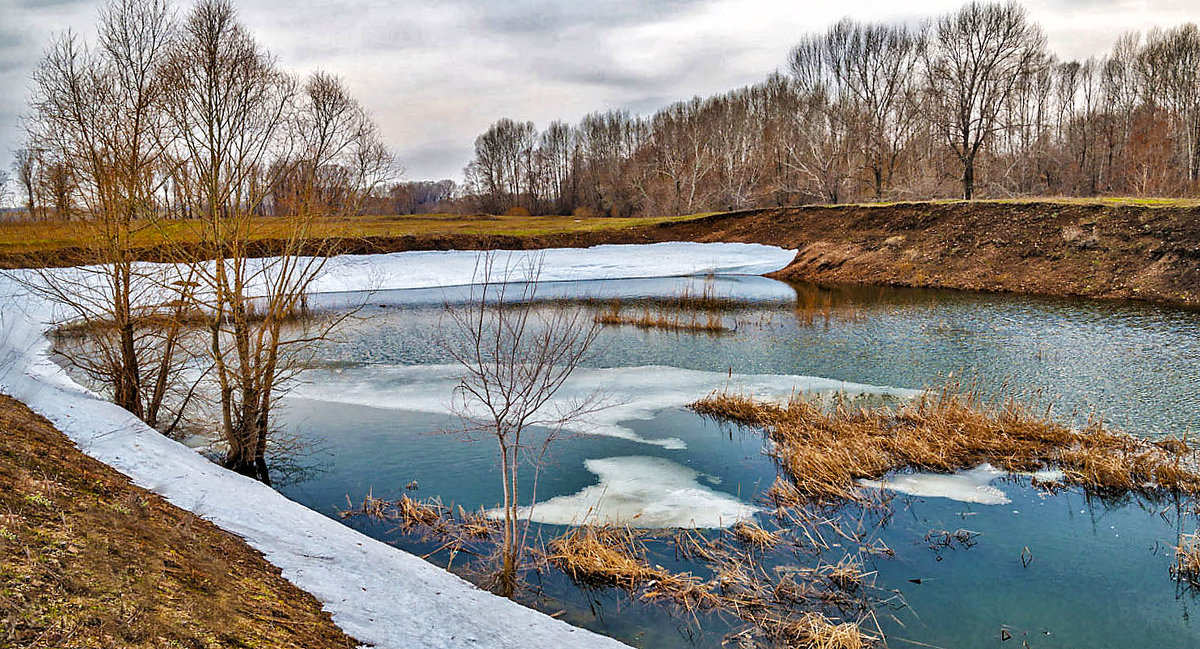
439;251;604;596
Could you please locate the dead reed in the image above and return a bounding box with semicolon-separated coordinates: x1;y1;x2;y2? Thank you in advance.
550;525;881;648
732;521;781;549
594;302;730;333
342;493;498;543
691;387;1200;502
1173;532;1200;586
545;526;719;608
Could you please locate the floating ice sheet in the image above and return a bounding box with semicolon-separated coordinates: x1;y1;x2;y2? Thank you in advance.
858;464;1067;505
291;364;919;450
504;456;758;528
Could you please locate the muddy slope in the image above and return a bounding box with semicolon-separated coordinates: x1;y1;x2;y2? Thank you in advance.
657;202;1200;307
0;394;358;649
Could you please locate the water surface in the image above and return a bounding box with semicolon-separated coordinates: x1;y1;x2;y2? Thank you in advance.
279;276;1200;648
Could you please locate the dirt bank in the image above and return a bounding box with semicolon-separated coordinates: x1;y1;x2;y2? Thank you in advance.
655;201;1200;307
0;394;358;649
4;201;1197;307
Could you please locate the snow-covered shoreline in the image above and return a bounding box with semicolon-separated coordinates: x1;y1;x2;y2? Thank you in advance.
0;242;794;649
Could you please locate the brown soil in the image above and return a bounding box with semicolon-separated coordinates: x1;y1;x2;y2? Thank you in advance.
716;202;1200;308
4;200;1198;307
0;394;357;649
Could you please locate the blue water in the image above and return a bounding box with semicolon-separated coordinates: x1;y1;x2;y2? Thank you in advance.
277;276;1200;648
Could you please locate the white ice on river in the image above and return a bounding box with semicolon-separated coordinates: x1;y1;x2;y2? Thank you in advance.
292;364;919;450
858;464;1068;505
0;242;799;649
505;456;760;528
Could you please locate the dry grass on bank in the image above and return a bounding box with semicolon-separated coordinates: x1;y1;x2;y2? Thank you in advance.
0;395;357;649
691;387;1200;502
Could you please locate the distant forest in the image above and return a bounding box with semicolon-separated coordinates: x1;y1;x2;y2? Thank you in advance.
458;2;1200;216
9;1;1200;219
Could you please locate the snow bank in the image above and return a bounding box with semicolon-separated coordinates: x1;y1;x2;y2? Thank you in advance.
308;242;799;294
506;456;759;528
0;242;794;649
294;364;917;451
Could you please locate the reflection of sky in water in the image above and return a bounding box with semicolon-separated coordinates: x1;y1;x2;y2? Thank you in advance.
313;276;1200;437
278;276;1200;649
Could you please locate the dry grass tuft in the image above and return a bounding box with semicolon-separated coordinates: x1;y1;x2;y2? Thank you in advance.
786;612;870;649
732;521;781;548
550;525;881;647
546;525;659;589
691;387;1200;502
545;526;719;608
594;302;730;333
1174;532;1200;586
343;493;498;544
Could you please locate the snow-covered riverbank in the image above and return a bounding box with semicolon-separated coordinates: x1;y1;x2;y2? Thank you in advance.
0;242;794;649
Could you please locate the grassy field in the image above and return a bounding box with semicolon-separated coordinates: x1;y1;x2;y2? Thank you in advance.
1;197;1195;259
0;212;712;258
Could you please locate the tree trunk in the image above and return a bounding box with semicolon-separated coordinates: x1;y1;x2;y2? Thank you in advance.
962;159;975;200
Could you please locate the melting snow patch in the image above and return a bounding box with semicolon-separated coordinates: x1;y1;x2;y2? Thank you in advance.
858;464;1066;505
506;456;758;528
309;242;799;293
859;465;1012;505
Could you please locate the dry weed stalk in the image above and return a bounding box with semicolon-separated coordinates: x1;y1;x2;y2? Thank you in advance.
692;387;1200;501
1173;532;1200;586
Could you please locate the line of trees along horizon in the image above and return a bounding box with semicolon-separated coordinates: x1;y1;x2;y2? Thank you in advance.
463;2;1200;216
12;0;1200;222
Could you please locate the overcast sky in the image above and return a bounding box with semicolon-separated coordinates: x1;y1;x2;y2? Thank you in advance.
3;0;1200;186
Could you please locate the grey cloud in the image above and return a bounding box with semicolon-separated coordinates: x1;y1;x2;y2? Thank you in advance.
457;0;707;35
4;0;1200;186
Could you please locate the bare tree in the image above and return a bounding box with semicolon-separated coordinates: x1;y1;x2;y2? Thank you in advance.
18;0;191;428
439;252;603;597
160;0;390;483
924;2;1048;199
0;170;10;210
13;148;40;219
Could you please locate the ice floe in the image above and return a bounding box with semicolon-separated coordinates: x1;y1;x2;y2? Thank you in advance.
291;364;919;450
505;456;758;528
858;464;1068;505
